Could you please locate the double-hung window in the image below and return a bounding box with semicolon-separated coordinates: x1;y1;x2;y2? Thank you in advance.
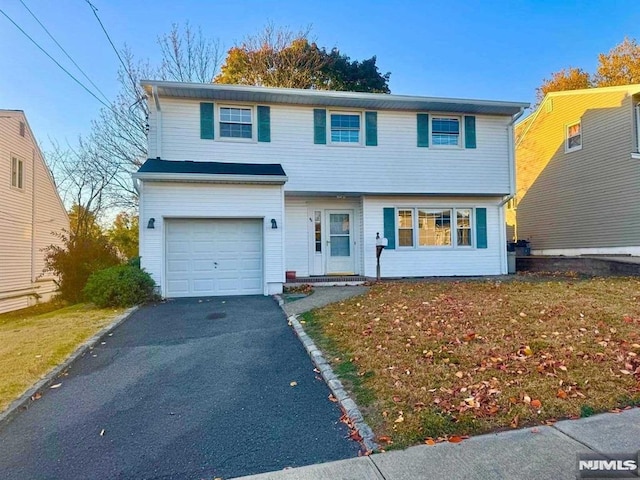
398;207;473;248
566;121;582;152
11;156;23;190
330;113;361;144
432;117;460;146
219;107;252;139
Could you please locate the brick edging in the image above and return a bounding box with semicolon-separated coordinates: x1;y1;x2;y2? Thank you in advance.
0;305;139;427
273;295;379;453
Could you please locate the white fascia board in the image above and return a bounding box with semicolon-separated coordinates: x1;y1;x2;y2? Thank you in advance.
132;172;288;185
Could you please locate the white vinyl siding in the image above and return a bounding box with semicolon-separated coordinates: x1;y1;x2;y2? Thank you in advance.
140;182;284;296
151;98;512;195
363;196;505;277
0;111;69;313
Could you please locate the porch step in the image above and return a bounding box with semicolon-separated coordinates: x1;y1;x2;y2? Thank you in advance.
285;275;368;287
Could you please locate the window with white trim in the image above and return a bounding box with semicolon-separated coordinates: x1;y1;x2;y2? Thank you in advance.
432;116;461;146
11;155;24;189
398;207;474;248
398;209;414;247
219;106;252;139
566;121;582;152
330;112;361;144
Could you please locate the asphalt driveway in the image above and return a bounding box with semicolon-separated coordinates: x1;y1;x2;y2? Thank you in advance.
0;296;360;479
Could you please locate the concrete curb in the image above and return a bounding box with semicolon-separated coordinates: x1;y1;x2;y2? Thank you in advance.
0;305;139;427
274;294;379;453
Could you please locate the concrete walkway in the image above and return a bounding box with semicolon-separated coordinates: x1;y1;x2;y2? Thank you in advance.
281;286;369;316
234;407;640;480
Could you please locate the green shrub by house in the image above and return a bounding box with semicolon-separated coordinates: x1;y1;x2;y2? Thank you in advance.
83;265;156;307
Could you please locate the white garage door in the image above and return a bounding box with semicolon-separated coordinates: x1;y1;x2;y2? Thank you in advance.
165;219;263;297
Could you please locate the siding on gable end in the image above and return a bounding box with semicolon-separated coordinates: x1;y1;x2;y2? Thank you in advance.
0;112;69;313
156;98;512;195
516;90;640;250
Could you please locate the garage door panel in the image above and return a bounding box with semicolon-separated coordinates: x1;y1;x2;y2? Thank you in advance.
165;219;263;297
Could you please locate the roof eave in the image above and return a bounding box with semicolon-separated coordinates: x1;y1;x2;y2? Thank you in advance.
141;80;530;116
132;172;288;185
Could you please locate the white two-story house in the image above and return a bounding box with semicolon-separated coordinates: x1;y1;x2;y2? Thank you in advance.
134;81;528;297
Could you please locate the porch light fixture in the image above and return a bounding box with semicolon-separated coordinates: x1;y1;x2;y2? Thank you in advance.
147;218;155;229
271;219;278;229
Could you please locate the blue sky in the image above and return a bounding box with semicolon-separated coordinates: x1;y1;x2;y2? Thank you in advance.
1;0;639;147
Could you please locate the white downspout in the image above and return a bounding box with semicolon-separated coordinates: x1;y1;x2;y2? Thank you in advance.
635;103;640;153
152;86;162;158
500;107;526;207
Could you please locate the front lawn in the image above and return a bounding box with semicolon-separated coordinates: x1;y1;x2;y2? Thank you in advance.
303;276;640;449
0;303;126;412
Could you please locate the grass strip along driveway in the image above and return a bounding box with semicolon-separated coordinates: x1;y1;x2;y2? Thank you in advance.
0;303;125;413
303;276;640;449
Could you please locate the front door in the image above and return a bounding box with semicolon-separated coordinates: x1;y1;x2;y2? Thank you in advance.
325;210;355;274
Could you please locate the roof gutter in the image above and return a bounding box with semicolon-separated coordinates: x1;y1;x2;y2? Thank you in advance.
500;106;526;207
132;172;289;185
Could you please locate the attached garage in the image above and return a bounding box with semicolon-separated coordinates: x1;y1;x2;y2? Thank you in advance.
165;218;263;297
134;159;288;297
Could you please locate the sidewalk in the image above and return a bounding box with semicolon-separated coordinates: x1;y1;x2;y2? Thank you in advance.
233;407;640;480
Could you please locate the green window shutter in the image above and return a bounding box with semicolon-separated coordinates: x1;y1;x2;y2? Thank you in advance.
476;208;487;249
383;207;396;250
313;109;326;144
365;111;378;146
200;102;214;139
257;106;271;142
464;115;476;149
417;113;429;147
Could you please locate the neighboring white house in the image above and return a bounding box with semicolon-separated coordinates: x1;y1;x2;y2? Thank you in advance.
0;110;69;313
134;81;528;297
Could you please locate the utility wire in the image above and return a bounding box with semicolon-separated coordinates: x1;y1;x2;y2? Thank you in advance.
0;8;113;111
18;0;111;105
85;0;147;115
0;8;144;133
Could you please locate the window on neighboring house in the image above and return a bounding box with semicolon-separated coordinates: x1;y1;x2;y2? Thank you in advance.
456;209;472;246
19;121;25;137
314;211;322;253
11;156;24;189
432;116;460;146
398;207;474;248
418;209;452;246
398;210;414;247
219;107;252;139
566;121;582;152
330;113;361;144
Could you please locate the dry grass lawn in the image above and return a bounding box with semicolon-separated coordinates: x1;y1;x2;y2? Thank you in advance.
303;276;640;449
0;302;125;412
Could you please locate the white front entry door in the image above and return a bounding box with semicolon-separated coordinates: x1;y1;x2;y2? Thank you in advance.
325;210;355;274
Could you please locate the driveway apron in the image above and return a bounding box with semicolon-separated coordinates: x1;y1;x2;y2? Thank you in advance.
0;296;360;479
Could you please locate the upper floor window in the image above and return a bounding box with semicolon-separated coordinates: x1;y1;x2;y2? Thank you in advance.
432;117;460;147
330;113;361;144
566;121;582;152
11;156;24;189
220;107;252;139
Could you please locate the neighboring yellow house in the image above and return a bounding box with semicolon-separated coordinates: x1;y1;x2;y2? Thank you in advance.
0;110;69;313
510;85;640;255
